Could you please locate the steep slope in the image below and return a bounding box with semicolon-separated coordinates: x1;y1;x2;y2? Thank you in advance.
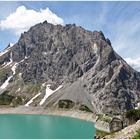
0;21;140;116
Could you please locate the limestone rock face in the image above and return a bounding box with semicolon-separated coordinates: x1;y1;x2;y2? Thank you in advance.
0;21;140;116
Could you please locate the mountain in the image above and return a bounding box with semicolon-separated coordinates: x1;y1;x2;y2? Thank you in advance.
0;21;140;116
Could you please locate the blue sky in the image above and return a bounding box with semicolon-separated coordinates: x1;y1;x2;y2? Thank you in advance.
0;1;140;65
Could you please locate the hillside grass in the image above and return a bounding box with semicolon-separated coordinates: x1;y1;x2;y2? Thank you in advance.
126;108;140;124
0;67;11;77
95;129;110;138
133;128;140;139
95;129;118;138
79;104;93;113
97;114;112;123
58;100;75;109
0;91;14;105
26;83;41;94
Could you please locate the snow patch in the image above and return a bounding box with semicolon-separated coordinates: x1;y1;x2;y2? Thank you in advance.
19;73;22;77
25;92;41;107
1;50;13;68
10;52;13;62
0;75;13;90
40;85;62;106
92;43;98;54
2;61;13;68
42;83;46;87
11;63;18;75
2;52;13;68
135;102;140;109
16;88;21;92
0;45;13;57
20;59;24;63
9;43;14;47
42;52;47;55
0;51;28;92
18;73;22;80
18;56;28;64
0;63;18;90
0;49;10;57
2;62;6;66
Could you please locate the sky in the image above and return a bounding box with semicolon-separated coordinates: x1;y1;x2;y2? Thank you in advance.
0;1;140;70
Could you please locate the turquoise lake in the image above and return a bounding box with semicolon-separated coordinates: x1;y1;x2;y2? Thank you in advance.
0;114;95;139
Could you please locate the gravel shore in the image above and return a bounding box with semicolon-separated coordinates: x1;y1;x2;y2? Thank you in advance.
0;106;95;122
1;106;140;139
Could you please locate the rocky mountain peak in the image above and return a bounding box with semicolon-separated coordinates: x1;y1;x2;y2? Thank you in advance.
0;21;140;116
9;22;115;83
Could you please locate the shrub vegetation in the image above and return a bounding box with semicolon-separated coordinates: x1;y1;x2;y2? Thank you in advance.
0;91;14;105
79;104;93;113
126;108;140;124
58;100;75;109
133;128;140;139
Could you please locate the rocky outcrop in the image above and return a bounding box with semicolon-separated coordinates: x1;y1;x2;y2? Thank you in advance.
0;21;140;116
105;120;140;139
95;119;111;132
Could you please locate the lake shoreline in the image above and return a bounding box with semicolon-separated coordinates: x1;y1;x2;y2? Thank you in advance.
0;106;96;123
0;110;95;139
1;106;140;139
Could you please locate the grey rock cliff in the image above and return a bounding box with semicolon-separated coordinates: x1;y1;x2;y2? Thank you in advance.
0;21;140;116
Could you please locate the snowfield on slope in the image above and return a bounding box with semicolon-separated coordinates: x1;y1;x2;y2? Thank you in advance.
0;63;18;90
25;92;41;107
0;44;13;57
39;85;62;105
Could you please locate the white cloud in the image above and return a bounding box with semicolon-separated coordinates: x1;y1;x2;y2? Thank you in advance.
125;57;140;72
0;6;64;35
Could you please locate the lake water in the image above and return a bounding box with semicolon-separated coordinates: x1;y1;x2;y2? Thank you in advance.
0;114;95;139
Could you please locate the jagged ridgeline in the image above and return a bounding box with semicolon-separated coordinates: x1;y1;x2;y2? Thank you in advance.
0;21;140;116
